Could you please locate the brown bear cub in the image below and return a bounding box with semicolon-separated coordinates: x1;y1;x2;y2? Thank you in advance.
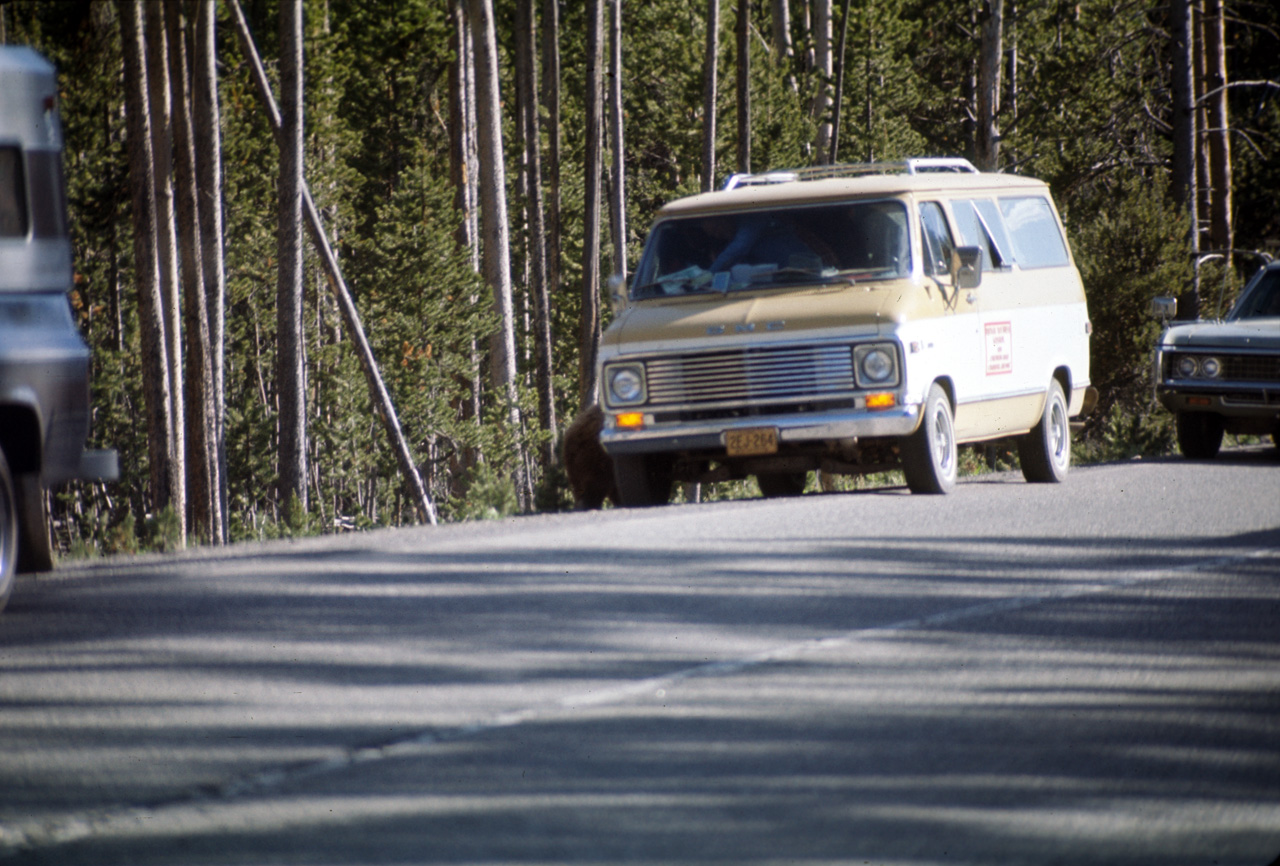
562;404;618;509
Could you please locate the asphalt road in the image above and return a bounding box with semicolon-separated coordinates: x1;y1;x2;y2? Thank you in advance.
1;450;1278;865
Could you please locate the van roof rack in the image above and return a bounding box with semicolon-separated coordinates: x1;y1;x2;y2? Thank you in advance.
722;157;979;190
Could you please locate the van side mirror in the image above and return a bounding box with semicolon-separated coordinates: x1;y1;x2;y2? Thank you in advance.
951;246;982;290
608;273;629;315
1151;296;1177;320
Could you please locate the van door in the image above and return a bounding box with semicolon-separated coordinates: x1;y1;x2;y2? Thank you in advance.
947;197;1040;438
916;200;984;432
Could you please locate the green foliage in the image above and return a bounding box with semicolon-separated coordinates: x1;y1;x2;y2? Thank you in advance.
830;0;927;163
445;462;519;523
281;491;316;538
1067;175;1191;449
146;504;184;553
106;511;139;557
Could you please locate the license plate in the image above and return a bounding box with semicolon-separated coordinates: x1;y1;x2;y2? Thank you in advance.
725;427;778;456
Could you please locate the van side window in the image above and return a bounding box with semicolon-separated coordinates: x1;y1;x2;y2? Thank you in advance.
998;196;1070;268
918;201;953;277
953;199;1012;270
0;147;28;237
26;150;67;239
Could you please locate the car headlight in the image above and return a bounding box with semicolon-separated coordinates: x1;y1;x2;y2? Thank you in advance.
854;344;899;387
1173;354;1224;379
606;364;646;406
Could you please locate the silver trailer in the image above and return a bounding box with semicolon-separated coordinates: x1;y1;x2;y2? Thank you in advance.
0;46;116;609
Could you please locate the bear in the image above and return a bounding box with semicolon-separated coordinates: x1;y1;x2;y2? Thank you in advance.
562;404;618;510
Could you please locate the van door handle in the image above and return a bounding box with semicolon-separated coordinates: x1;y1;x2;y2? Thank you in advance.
965;292;977;305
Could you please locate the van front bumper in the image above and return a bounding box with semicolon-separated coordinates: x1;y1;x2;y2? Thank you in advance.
599;404;923;456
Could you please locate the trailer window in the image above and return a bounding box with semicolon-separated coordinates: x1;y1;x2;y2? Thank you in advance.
26;149;67;239
0;147;28;237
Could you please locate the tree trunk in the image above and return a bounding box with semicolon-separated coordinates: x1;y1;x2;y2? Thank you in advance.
165;0;217;545
812;0;832;161
516;0;557;467
277;0;307;518
580;0;605;407
608;0;627;278
119;0;179;518
467;0;530;505
449;0;481;492
541;0;563;315
1169;0;1200;314
975;0;1004;171
1203;0;1232;251
829;0;850;164
736;0;750;173
772;0;798;93
701;0;719;191
193;0;228;543
144;2;185;536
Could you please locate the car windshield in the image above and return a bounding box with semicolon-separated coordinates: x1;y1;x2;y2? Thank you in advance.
631;200;910;298
1229;267;1280;320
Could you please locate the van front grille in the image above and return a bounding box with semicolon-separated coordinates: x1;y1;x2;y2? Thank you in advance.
645;344;856;407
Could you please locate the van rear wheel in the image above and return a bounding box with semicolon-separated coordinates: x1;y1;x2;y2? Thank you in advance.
902;383;957;494
1018;379;1071;483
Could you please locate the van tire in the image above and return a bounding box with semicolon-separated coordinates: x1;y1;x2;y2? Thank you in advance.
0;449;18;612
902;383;957;494
14;473;54;574
613;454;674;508
1175;412;1224;459
1018;379;1071;483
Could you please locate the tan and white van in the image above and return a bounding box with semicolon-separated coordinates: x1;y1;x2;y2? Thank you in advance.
596;158;1094;505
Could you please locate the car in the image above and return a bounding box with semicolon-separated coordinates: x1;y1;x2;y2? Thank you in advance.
1153;256;1280;458
594;158;1094;506
0;46;116;610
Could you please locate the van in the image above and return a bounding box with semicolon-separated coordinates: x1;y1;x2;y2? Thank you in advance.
0;46;116;607
596;158;1093;505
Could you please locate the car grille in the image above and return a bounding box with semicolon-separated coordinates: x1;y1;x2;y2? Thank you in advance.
1223;354;1280;383
645;344;856;408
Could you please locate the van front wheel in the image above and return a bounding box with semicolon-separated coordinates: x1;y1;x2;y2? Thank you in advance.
1018;379;1071;483
902;384;957;494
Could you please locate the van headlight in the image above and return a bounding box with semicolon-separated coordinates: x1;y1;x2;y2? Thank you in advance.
854;344;899;387
606;364;647;406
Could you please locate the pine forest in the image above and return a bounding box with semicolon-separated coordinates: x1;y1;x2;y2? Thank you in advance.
1;0;1277;553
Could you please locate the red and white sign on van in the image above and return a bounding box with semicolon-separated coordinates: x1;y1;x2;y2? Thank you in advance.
985;321;1013;375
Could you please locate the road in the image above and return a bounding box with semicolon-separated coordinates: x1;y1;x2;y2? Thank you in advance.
1;450;1278;865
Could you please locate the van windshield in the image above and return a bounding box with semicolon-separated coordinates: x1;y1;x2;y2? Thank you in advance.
632;200;910;298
